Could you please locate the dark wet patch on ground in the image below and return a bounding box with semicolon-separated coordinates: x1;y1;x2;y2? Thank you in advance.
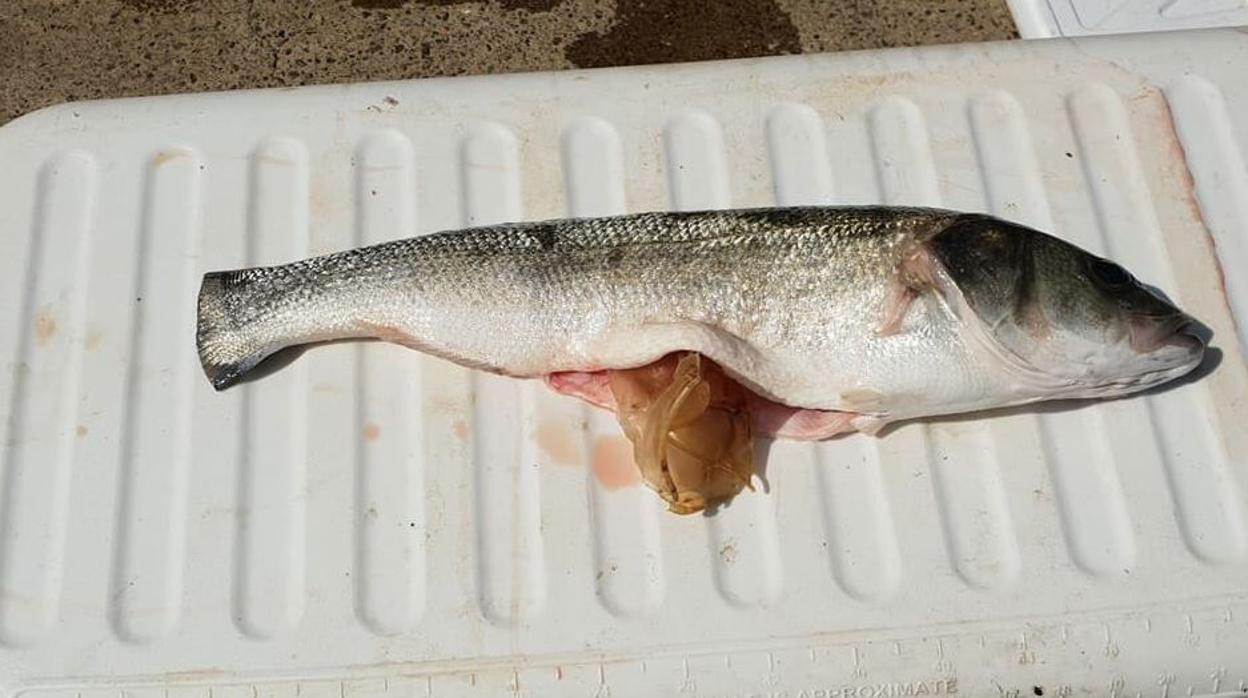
351;0;411;9
356;0;563;9
566;0;802;68
117;0;200;11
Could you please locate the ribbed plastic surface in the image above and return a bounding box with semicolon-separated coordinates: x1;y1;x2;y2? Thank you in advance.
2;29;1248;698
1007;0;1248;38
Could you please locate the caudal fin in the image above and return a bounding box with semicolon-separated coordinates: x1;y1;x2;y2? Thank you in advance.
196;271;270;391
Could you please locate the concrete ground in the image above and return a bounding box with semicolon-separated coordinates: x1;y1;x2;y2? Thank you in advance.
0;0;1017;126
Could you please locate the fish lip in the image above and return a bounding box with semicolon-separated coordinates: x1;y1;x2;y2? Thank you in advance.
1163;321;1204;351
1089;329;1206;397
1128;314;1206;356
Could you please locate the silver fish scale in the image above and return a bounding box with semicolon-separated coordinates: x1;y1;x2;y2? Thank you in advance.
198;205;973;408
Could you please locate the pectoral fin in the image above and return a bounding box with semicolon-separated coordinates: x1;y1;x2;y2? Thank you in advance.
876;281;919;337
877;247;943;337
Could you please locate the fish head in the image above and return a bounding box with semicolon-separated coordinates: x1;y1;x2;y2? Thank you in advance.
926;216;1205;399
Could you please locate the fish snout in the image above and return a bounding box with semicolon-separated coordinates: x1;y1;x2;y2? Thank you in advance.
1128;314;1203;355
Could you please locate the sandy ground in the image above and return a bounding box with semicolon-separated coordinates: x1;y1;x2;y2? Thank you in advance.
0;0;1017;125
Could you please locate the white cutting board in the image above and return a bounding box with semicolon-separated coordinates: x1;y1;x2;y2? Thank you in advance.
2;28;1248;698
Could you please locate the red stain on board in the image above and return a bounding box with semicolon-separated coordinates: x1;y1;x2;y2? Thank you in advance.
536;421;579;466
590;436;641;490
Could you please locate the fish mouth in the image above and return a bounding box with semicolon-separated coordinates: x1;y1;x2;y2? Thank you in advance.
1093;318;1205;396
1129;314;1202;354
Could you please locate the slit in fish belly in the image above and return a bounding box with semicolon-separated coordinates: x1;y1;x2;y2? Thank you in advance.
545;351;863;514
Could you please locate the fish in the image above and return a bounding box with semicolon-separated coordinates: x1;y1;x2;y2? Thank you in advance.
197;206;1204;509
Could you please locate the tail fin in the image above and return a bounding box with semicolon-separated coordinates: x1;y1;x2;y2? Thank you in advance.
196;271;269;391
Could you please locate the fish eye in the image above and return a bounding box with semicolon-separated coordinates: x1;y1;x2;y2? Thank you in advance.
1088;258;1131;289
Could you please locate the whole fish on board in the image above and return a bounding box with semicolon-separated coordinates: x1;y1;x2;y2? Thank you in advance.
196;206;1205;512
